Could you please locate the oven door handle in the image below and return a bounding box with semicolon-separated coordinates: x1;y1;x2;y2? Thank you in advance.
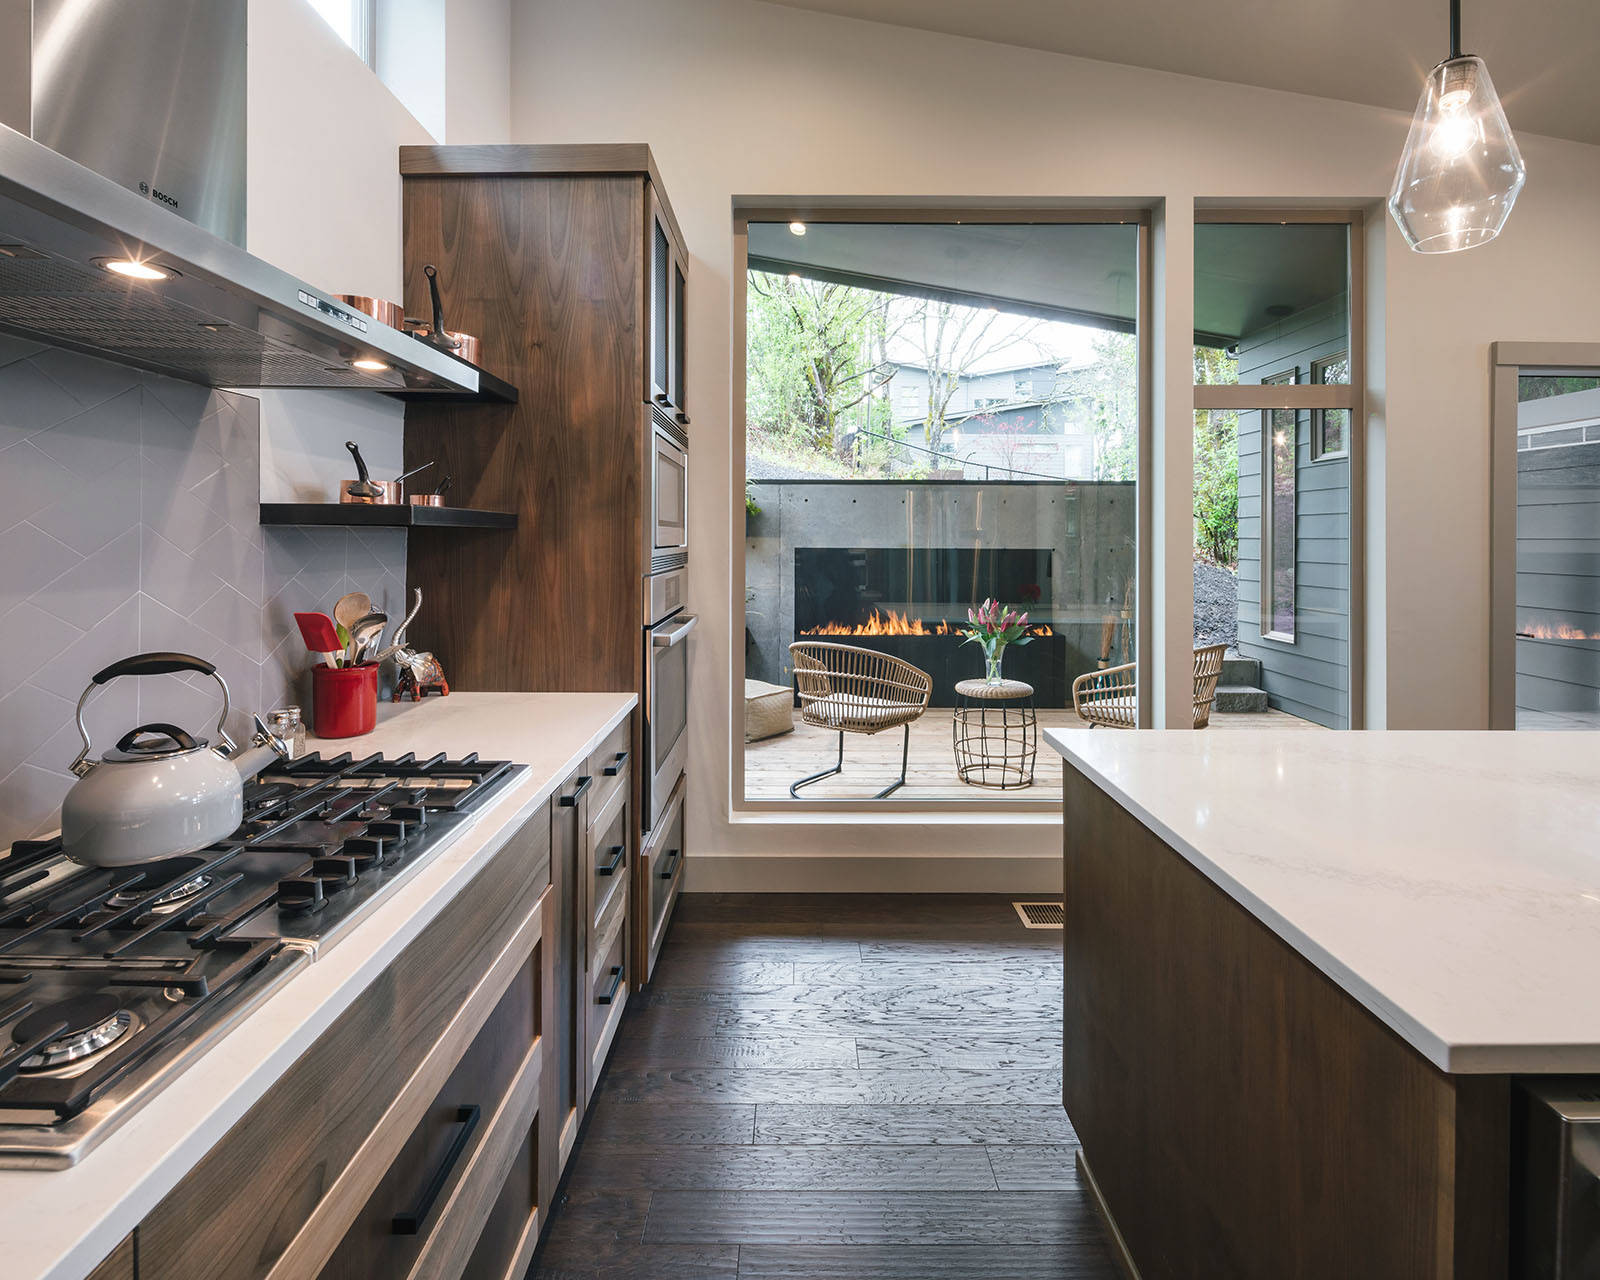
651;613;698;648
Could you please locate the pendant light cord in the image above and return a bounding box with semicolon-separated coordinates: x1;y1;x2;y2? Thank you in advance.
1449;0;1462;58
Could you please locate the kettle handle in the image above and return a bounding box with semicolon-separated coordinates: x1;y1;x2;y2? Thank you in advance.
71;653;235;777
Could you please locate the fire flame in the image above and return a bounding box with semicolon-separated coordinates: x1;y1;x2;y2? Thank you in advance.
1519;621;1597;640
801;608;1054;638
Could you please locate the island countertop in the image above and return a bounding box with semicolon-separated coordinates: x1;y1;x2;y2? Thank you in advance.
1047;728;1600;1075
0;692;635;1280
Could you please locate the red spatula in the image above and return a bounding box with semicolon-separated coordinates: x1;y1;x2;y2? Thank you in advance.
293;612;343;668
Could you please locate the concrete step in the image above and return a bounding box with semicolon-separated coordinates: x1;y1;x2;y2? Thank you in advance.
1213;685;1269;714
1220;656;1261;686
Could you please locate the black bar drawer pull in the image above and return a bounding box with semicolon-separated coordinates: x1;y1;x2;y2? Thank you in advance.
596;844;625;876
596;965;625;1005
658;848;681;879
392;1104;481;1236
559;776;593;807
602;750;630;777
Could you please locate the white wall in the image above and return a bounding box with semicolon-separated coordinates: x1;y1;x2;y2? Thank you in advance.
445;0;512;143
506;0;1600;888
247;0;437;499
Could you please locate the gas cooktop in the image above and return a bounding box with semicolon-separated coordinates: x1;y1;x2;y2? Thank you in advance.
0;750;525;1168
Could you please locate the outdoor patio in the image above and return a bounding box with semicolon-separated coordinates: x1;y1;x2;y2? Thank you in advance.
744;705;1321;802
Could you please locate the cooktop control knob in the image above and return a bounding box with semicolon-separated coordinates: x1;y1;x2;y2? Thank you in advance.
277;876;326;915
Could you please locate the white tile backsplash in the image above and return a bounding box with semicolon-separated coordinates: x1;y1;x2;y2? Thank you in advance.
0;346;408;849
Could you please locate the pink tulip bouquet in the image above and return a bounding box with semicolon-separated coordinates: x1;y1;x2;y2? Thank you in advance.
959;598;1034;685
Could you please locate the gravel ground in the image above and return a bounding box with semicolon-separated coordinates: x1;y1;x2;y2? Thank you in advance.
1194;560;1238;650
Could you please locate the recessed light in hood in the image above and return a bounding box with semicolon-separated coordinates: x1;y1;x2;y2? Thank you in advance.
98;257;174;281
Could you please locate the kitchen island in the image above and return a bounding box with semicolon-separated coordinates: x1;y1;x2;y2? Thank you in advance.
0;693;634;1280
1047;728;1600;1280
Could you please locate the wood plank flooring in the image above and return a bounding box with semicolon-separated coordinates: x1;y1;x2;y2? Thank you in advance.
529;894;1118;1280
744;707;1322;802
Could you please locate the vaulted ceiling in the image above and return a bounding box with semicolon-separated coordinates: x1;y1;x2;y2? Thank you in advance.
759;0;1600;146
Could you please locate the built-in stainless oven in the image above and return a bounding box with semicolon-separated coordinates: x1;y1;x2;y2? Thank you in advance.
643;566;693;831
650;415;689;567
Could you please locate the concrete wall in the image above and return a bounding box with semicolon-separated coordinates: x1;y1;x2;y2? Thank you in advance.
745;480;1136;705
1234;294;1351;727
507;0;1600;889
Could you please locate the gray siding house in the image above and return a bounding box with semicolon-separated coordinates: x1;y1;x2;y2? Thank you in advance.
1234;293;1352;729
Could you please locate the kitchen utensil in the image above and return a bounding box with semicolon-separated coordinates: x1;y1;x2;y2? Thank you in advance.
435;474;453;499
332;592;370;635
355;616;388;665
61;653;287;867
341;441;383;503
393;460;434;488
409;493;442;507
405;323;480;367
293;612;343;668
334;295;403;329
345;611;387;666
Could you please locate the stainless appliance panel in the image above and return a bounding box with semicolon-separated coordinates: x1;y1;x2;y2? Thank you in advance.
643;567;692;831
1516;1078;1600;1277
31;0;247;245
652;423;688;555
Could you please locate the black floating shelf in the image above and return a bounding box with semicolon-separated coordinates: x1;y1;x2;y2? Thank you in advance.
384;362;518;405
260;503;517;530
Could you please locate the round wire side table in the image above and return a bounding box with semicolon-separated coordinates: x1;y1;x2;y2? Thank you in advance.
952;678;1037;789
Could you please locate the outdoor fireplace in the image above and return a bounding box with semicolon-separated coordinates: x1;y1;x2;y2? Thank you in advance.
793;546;1071;705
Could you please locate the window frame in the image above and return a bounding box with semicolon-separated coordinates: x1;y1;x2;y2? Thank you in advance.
731;204;1153;813
1260;369;1299;644
1193;206;1366;728
1310;349;1351;461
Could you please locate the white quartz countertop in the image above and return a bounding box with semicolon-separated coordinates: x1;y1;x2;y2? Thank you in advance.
0;692;635;1280
1046;728;1600;1076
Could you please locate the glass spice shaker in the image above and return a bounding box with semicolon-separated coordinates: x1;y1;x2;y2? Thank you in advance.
268;706;305;759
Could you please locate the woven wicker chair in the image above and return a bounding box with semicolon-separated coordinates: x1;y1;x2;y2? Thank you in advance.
787;641;933;798
1072;643;1230;730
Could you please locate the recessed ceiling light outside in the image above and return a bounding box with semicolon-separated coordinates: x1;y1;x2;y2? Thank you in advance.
788;221;806;236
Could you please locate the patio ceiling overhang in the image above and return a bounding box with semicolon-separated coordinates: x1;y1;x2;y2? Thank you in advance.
747;219;1350;348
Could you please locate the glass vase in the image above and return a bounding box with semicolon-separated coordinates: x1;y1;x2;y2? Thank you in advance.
985;649;1004;685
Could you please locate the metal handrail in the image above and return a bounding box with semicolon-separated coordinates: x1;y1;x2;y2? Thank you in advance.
851;427;1059;482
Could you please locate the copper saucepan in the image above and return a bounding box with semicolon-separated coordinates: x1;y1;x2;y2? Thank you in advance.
335;294;404;330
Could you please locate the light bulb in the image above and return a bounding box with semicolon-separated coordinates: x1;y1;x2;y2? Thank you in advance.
1388;54;1525;253
351;357;388;372
788;221;806;236
102;258;170;281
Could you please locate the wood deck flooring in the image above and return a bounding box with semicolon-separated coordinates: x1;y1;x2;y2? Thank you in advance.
529;894;1120;1280
744;706;1322;802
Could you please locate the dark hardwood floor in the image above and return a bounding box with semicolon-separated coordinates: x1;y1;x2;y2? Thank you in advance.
529;894;1119;1280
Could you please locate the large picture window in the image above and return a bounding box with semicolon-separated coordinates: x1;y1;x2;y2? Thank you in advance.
737;214;1146;804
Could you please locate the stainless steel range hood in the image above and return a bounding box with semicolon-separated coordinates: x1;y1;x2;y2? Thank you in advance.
0;0;507;400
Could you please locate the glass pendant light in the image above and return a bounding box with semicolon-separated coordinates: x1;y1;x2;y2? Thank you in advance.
1388;0;1525;253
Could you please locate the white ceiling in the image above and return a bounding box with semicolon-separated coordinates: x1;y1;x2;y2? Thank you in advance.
758;0;1600;146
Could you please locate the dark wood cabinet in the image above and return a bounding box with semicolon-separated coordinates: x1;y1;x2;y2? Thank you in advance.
545;766;587;1191
636;771;685;986
85;1235;135;1280
136;801;552;1280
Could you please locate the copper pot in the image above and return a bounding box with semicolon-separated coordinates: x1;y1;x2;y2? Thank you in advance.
335;295;404;330
408;493;444;508
404;322;480;367
341;480;402;505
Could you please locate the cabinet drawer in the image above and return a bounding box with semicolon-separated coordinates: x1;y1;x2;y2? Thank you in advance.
139;802;552;1280
462;1122;539;1280
585;717;632;819
586;891;628;1093
639;774;685;984
87;1235;135;1280
317;943;540;1280
589;779;628;935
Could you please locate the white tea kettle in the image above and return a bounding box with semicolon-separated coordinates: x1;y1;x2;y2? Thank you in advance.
61;652;287;867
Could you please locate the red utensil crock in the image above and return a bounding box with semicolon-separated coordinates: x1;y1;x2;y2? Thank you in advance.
312;663;378;739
